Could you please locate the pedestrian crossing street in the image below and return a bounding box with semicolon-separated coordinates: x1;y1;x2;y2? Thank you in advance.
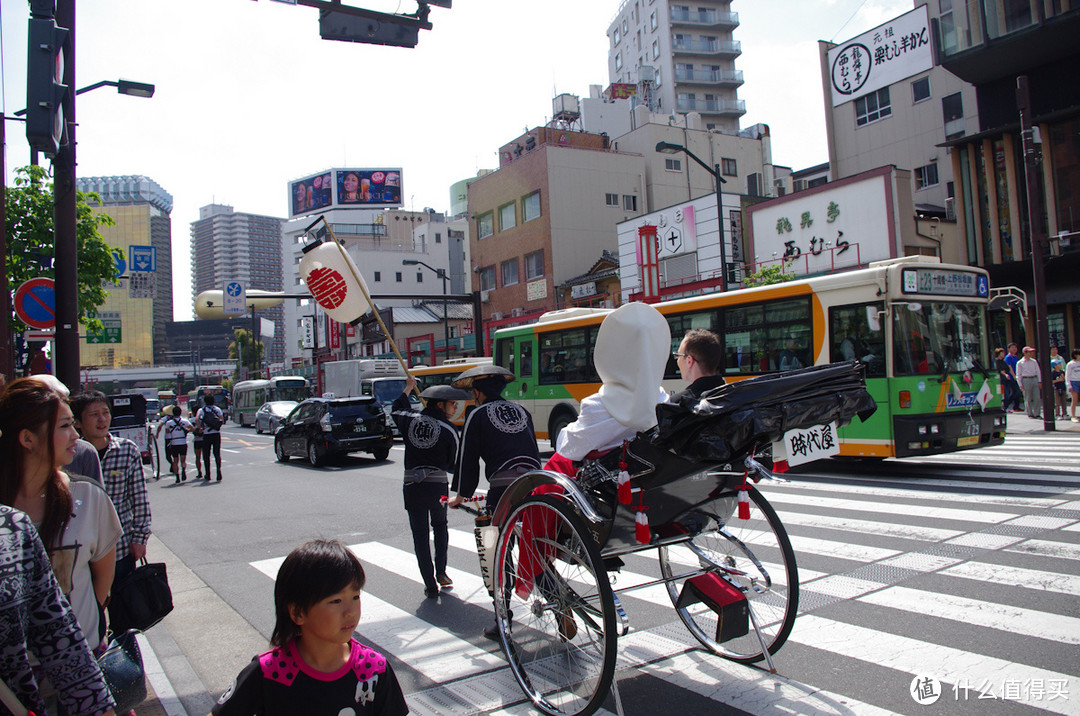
245;461;1080;716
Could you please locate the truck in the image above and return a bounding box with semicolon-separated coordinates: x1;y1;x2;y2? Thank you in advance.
321;359;420;434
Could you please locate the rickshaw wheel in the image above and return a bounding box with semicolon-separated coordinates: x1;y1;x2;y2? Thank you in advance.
658;484;798;664
494;495;617;716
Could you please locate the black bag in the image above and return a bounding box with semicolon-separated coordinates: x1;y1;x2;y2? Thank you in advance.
201;406;223;430
98;629;147;713
109;560;173;633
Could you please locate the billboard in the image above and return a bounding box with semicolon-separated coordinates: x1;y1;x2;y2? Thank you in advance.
335;168;402;206
827;5;932;107
290;171;334;216
289;168;403;217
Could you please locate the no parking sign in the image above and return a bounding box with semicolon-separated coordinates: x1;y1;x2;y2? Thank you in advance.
14;277;56;329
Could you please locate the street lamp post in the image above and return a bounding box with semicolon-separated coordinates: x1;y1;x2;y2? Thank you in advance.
403;259;450;363
655;141;728;293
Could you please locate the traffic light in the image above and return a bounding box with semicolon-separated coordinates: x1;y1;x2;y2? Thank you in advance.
25;17;69;157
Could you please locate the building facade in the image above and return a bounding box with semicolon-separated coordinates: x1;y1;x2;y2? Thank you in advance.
935;0;1080;352
819;4;980;215
77;175;174;367
608;0;745;133
190;204;286;365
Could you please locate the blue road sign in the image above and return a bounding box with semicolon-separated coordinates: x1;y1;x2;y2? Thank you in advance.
112;248;127;276
129;245;157;272
14;277;56;330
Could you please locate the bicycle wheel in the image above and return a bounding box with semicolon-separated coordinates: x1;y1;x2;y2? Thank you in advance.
658;484;798;664
494;495;617;716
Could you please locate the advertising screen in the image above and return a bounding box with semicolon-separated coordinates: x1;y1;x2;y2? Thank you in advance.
336;169;402;207
291;171;334;217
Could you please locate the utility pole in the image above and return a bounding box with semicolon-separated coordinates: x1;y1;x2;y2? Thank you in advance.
53;0;79;390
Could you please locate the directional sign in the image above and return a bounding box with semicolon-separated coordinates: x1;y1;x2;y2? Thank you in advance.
129;271;156;299
14;277;56;330
223;280;246;316
86;311;122;344
129;245;157;272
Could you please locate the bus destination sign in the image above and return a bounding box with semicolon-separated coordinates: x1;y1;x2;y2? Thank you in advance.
902;268;988;297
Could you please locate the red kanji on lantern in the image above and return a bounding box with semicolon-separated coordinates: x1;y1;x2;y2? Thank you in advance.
307;267;348;310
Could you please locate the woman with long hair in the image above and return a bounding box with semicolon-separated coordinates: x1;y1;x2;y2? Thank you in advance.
0;378;123;650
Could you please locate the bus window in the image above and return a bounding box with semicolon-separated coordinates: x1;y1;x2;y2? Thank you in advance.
496;338;515;375
829;302;885;377
518;340;534;378
721;298;810;374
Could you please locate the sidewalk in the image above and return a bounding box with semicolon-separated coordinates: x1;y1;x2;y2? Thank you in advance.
1003;409;1080;434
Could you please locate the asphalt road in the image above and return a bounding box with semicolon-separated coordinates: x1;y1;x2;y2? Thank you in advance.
139;422;1080;716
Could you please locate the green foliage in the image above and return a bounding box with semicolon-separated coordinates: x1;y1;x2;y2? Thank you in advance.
744;261;796;287
4;165;118;331
227;328;265;379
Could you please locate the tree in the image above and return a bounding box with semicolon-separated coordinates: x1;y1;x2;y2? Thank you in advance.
228;328;264;380
4;165;118;331
744;261;796;287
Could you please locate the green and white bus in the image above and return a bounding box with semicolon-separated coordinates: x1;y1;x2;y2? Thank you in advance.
232;376;312;426
493;256;1006;458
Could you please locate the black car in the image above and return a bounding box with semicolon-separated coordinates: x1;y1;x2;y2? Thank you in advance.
274;397;393;466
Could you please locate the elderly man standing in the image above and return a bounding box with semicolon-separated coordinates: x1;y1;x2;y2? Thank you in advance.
1016;346;1043;418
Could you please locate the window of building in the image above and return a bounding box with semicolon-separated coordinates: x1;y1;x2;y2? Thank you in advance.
477;211;494;239
373;271;381;282
623;194;638;211
664;158;682;172
721;158;737;176
911;76;931;104
615;53;622;71
499;202;516;231
915;163;940;189
854;87;891;127
435;232;442;244
652;40;659;59
613;27;620;45
395;272;403;282
942;92;965;139
605;192;619;206
416;272;424;282
501;259;519;287
525;250;544;280
522;191;541;222
650;10;657;29
479;265;496;291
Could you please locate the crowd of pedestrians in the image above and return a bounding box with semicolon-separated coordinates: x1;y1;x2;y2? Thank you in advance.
998;342;1080;422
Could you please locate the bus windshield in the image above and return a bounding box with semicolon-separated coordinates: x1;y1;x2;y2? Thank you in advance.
892;302;990;376
275;383;310;402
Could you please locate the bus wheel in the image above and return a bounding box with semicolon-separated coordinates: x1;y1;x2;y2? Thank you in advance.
548;410;576;449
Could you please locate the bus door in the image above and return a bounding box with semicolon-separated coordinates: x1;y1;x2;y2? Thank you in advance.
828;302;891;456
498;336;536;419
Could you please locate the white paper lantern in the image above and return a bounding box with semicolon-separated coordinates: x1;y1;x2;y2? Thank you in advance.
298;240;372;325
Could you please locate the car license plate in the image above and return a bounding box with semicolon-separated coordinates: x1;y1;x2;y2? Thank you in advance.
957;435;979;447
353;424;367;433
772;422;840;467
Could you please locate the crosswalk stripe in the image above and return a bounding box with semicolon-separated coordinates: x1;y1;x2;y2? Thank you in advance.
790;615;1080;716
777;511;964;542
938;561;1080;596
249;550;507;681
1005;538;1080;561
768;479;1072;509
857;586;1080;644
766;492;1020;524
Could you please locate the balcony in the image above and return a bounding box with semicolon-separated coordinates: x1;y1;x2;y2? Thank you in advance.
670;9;739;29
673;68;744;85
672;38;741;56
675;98;746;115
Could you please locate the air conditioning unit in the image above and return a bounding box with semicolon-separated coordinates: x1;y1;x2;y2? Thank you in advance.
511;308;523;317
490;311;503;321
480;290;491;303
945;197;956;221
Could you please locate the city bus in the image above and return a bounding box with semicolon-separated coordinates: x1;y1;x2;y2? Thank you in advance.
409;357;492;424
232;376;312;426
186;385;232;421
493;256;1006;459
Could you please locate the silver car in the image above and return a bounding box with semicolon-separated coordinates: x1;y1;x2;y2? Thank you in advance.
254;401;298;434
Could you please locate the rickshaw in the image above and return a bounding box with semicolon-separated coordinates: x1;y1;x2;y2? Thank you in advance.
475;362;876;716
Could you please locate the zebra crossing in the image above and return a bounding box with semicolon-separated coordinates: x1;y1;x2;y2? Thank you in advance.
247;467;1080;715
903;432;1080;472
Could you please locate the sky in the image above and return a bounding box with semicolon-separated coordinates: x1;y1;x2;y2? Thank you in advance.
1;0;912;321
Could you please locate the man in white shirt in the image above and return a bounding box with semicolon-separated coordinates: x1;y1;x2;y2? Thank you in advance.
1016;346;1043;418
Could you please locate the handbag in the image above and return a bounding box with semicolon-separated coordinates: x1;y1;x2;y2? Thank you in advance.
108;559;174;633
97;629;147;713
